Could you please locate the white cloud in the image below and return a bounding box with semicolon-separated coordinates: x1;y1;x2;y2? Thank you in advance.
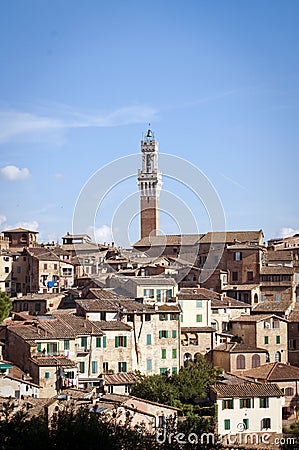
0;214;7;226
53;172;63;179
0;165;30;181
0;104;158;144
88;225;113;244
280;227;299;238
14;220;39;231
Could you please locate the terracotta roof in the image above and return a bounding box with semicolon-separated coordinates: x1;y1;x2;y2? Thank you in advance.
212;382;283;398
77;297;154;313
261;266;294;275
181;326;215;333
27;247;61;262
91;321;132;331
178;287;220;300
133;234;202;247
252;301;292;313
87;288;126;300
230;313;288;323
8;314;104;340
199;230;263;244
157;304;180;312
287;310;299;322
3;227;38;234
266;250;293;261
226;243;265;251
30;356;76;367
211;297;251;308
223;284;259;291
213;342;267;353
103;372;137;385
242;362;299;381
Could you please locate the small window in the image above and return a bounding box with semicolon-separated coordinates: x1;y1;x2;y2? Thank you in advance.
159;314;168;321
147;359;152;371
45;372;50;379
196;300;202;308
103;362;109;372
64;340;70;350
172;367;177;374
264;336;269;344
17;266;21;273
285;387;294;396
145;314;151;321
5;267;9;273
44;264;47;270
243;418;249;430
91;361;98;374
240;398;252;408
172;330;177;339
260;397;269;408
236;354;245;369
146;334;152;345
96;337;102;348
115;336;127;347
234;252;242;261
118;362;127;373
276;336;281;344
159;368;168;375
232;271;238;282
275;294;281;302
81;337;88;349
161;349;167;359
224;419;230;430
172;348;177;359
79;362;85;373
222;399;233;410
196;314;202;323
261;418;271;430
108;385;114;394
159;330;168;338
127;314;134;322
54;264;58;270
247;271;254;281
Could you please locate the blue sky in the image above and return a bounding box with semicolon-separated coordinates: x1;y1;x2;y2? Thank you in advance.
0;0;298;246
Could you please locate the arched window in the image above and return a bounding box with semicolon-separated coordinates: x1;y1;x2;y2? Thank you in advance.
252;354;260;368
21;233;28;243
184;353;192;366
275;351;281;362
236;354;245;370
254;293;258;303
285;387;294;396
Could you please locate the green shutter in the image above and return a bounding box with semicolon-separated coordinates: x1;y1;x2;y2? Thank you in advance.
96;337;101;348
92;361;98;374
159;314;163;321
159;331;162;339
172;367;177;374
240;399;244;408
172;330;177;338
166;331;169;338
157;290;161;301
264;336;269;344
162;349;166;359
172;348;177;359
45;372;50;379
64;340;70;350
103;336;106;348
115;336;119;348
224;419;230;430
124;362;127;372
124;336;127;347
196;314;202;323
37;343;41;352
147;334;152;345
276;336;281;344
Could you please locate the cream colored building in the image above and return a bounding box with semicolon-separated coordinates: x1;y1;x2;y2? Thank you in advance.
211;382;284;438
0;251;12;293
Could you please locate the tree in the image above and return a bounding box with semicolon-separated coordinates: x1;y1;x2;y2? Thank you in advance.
131;373;179;406
174;355;219;404
0;290;12;323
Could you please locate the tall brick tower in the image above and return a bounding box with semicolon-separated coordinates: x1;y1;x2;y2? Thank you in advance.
137;129;162;239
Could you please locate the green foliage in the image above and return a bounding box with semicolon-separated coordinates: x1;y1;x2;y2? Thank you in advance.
0;290;12;323
132;355;219;406
281;421;299;450
0;402;224;450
